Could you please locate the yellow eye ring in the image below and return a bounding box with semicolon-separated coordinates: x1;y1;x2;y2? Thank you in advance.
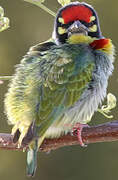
58;27;66;35
89;24;97;32
90;16;96;22
58;17;65;24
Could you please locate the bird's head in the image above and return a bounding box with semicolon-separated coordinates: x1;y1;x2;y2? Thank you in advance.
52;2;103;45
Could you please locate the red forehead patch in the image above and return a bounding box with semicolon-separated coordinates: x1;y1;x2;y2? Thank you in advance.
62;5;92;24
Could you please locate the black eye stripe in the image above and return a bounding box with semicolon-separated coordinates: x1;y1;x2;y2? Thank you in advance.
89;21;96;26
60;20;96;29
79;20;88;26
61;21;74;28
80;20;96;27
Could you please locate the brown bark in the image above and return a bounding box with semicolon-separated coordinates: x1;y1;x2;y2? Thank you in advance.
0;120;118;152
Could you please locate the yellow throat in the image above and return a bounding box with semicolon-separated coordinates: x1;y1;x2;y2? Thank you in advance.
67;34;96;44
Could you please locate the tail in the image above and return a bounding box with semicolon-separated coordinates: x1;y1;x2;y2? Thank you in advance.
26;133;46;176
12;122;38;176
12;123;46;176
27;139;38;177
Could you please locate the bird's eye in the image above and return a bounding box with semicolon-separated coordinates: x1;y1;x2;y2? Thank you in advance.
89;21;95;26
80;20;88;27
61;21;74;28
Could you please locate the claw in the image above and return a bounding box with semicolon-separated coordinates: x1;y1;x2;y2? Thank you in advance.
72;123;89;147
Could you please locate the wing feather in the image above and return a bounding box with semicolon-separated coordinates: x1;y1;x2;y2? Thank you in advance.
37;45;95;136
5;42;95;145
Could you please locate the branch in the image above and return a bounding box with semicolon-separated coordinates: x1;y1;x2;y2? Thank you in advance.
1;120;118;152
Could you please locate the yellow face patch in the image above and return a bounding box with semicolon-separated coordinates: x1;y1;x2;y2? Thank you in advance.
58;17;65;24
90;16;96;22
67;34;96;44
89;24;97;32
58;27;66;34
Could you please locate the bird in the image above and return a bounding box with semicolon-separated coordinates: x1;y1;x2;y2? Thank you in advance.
4;1;115;177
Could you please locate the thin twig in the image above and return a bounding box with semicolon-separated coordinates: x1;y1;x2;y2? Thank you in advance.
0;120;118;152
24;0;56;17
0;76;12;81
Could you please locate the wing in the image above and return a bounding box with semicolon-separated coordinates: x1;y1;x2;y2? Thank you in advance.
27;40;56;56
36;44;95;138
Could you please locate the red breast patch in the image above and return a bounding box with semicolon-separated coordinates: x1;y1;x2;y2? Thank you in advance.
62;5;92;24
89;39;110;50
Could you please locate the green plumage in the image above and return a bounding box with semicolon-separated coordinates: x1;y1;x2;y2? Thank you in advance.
5;42;94;176
27;139;38;176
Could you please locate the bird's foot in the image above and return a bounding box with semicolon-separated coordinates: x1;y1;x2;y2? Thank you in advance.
72;123;89;147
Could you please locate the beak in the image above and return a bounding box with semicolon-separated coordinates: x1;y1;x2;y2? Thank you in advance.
67;20;89;37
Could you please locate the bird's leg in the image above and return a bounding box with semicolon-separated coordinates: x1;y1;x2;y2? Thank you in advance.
72;123;89;147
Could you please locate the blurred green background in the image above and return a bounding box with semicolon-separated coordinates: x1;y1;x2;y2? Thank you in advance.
0;0;118;179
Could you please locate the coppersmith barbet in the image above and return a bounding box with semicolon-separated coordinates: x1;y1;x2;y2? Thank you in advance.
4;1;115;176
